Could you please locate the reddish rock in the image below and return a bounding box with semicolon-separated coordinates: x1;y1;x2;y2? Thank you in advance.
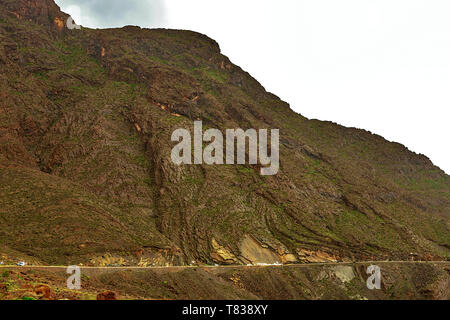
97;290;117;300
35;284;52;299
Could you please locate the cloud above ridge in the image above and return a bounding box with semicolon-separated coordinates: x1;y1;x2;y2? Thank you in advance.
55;0;167;29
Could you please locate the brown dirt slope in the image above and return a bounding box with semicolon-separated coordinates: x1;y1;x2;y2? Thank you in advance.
0;263;449;300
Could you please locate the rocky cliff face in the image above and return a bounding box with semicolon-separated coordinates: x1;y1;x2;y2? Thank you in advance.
0;0;448;266
2;0;68;29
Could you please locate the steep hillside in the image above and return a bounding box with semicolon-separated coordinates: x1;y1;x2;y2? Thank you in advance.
0;0;448;266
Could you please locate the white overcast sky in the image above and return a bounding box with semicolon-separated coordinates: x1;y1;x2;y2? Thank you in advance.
55;0;450;174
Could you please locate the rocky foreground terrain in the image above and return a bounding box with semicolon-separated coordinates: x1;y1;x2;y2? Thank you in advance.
0;0;449;275
0;262;448;300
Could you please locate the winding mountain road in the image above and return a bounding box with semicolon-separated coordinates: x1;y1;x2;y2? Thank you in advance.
1;260;448;272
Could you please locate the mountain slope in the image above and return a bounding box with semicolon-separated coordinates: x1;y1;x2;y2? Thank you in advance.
0;0;448;266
